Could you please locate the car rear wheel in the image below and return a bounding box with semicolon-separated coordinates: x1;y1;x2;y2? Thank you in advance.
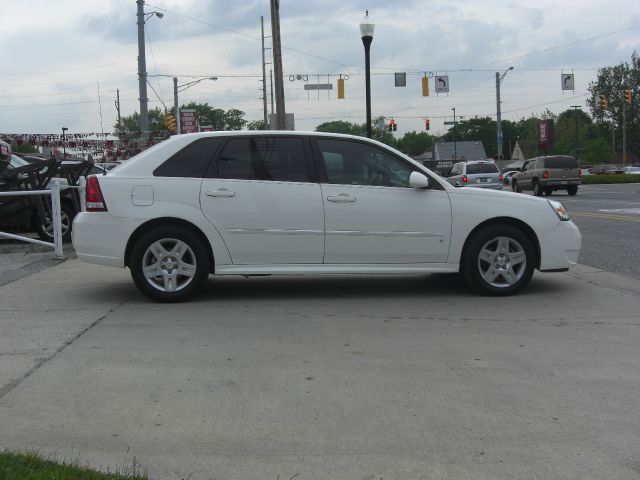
462;224;535;296
36;201;76;243
130;226;210;302
567;185;578;196
511;180;521;193
533;180;543;196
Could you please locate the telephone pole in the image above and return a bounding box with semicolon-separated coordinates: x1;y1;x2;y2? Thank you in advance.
136;0;149;135
270;0;286;129
260;16;269;129
571;105;581;161
622;99;627;168
115;89;121;128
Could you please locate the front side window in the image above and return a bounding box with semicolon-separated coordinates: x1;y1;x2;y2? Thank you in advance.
211;137;309;182
317;139;414;187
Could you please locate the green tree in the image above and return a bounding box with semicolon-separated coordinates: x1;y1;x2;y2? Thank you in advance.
115;107;166;133
315;116;396;147
247;120;267;130
395;131;433;156
587;51;640;159
582;137;613;164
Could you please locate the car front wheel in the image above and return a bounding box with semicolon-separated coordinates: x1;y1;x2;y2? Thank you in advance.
462;224;535;296
130;226;210;302
512;180;521;193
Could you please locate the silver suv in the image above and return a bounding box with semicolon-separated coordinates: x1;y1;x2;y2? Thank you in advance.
446;160;502;190
512;155;580;196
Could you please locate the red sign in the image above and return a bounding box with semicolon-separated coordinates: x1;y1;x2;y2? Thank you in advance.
180;109;198;134
538;119;554;146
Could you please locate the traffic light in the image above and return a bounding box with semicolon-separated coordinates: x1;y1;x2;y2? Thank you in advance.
599;94;608;109
388;119;397;131
421;76;429;97
425;118;430;131
625;89;633;105
164;111;176;133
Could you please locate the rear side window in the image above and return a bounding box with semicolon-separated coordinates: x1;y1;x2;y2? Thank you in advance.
544;157;578;169
211;137;309;182
466;163;499;174
154;138;222;178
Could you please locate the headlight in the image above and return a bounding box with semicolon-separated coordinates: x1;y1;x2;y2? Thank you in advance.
548;199;571;221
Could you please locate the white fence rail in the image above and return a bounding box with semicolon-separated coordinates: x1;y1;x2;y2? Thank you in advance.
0;177;87;258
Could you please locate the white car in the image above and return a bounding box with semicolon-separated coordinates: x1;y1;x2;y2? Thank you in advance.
73;132;581;302
624;166;640;175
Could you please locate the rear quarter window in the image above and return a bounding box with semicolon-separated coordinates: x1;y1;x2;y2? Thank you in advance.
544;157;578;169
154;137;223;178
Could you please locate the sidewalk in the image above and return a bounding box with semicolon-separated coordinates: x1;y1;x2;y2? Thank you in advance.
1;259;639;480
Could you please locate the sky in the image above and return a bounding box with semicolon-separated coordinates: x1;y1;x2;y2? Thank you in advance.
1;0;639;139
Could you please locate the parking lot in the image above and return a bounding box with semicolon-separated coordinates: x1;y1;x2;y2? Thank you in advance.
1;184;640;479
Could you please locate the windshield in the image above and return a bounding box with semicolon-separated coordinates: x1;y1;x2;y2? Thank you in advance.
10;155;29;168
466;163;499;174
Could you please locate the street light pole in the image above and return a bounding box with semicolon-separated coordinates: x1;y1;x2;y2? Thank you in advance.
360;11;375;139
136;1;163;138
173;77;218;134
451;108;457;160
496;66;514;162
61;127;68;159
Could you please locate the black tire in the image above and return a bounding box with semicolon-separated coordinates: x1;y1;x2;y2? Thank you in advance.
36;200;76;243
462;224;535;296
129;225;210;302
533;180;543;197
543;187;553;196
512;180;522;193
567;185;578;196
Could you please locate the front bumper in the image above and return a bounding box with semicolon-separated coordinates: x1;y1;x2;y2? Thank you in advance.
538;220;582;271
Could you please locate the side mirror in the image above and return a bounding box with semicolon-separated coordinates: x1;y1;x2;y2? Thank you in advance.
409;171;430;189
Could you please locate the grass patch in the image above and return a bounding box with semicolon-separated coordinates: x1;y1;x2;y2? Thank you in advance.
582;174;640;184
0;450;148;480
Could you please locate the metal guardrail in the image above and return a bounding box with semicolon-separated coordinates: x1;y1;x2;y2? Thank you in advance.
0;177;87;258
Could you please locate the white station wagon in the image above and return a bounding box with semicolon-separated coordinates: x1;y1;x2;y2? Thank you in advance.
73;132;581;302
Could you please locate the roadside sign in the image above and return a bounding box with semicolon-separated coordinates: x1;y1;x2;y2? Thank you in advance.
435;75;449;93
180;109;197;134
561;73;574;91
443;121;457;125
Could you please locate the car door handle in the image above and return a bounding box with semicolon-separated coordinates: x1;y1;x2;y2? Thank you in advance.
327;194;356;203
206;189;236;198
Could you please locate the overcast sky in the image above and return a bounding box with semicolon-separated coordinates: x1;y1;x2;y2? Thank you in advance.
1;0;638;138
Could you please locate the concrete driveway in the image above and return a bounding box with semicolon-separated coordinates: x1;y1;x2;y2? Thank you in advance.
1;260;639;480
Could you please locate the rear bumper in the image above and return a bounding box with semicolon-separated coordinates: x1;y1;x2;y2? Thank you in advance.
72;212;143;268
540;179;581;188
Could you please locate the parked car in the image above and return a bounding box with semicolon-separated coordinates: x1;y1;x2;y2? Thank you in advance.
512;155;581;196
73;132;582;302
590;164;624;175
580;168;591;176
446;160;503;190
502;170;519;185
1;155;81;241
623;166;640;175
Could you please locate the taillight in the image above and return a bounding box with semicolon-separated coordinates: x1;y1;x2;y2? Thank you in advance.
85;175;107;211
462;175;468;183
499;174;503;182
543;170;549;179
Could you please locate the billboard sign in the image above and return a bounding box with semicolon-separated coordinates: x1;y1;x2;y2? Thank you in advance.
180;109;198;134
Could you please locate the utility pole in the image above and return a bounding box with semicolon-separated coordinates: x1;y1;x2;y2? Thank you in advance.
496;67;513;161
571;105;581;161
452;107;457;161
136;0;149;136
270;0;286;129
270;69;274;116
115;89;121;128
173;77;180;134
260;16;269;129
622;99;627;168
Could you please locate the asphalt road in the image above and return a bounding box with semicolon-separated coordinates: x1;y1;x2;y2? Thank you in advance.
531;182;640;280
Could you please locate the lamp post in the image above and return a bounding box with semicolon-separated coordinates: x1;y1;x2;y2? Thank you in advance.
451;108;457;160
571;105;581;161
173;76;218;134
496;66;514;162
360;11;375;138
136;0;164;136
61;127;68;158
